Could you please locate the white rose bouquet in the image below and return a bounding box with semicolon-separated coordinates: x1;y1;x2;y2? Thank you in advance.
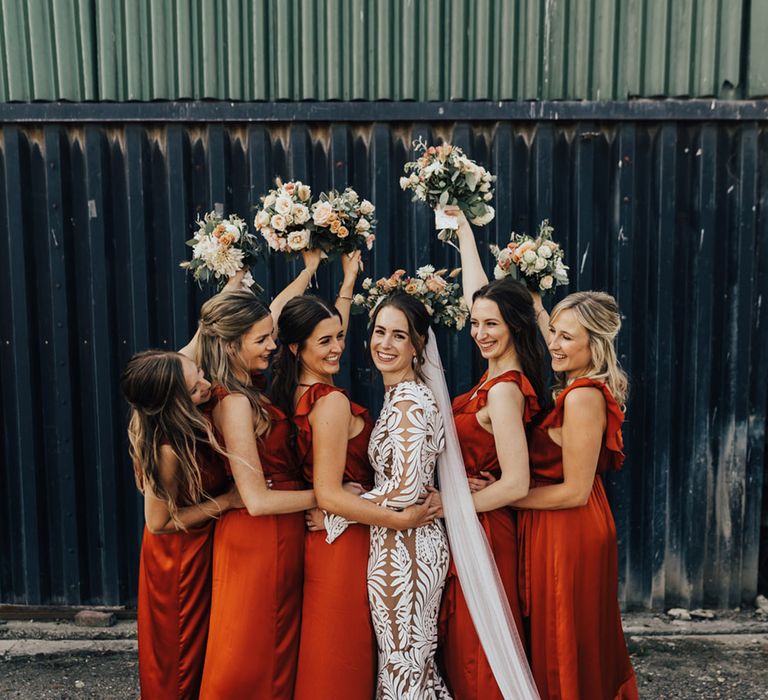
180;210;262;291
353;265;468;331
490;220;569;294
400;138;496;245
253;178;314;256
311;187;377;258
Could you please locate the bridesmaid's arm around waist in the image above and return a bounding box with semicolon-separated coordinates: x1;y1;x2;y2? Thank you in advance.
510;387;606;511
216;394;316;516
143;446;241;534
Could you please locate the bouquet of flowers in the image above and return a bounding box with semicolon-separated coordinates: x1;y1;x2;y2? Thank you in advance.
490;220;569;294
253;179;313;254
311;188;376;257
400;138;496;244
353;265;469;330
180;210;262;291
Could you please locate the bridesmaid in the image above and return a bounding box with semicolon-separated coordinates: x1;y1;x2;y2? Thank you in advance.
273;254;434;699
120;350;241;700
440;209;547;699
514;291;639;699
187;254;322;699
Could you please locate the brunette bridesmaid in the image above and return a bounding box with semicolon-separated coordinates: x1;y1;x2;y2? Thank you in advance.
185;254;321;699
439;209;546;699
121;350;241;700
274;254;433;699
514;291;639;699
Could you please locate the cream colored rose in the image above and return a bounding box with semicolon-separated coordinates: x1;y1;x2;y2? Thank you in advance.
470;205;495;226
540;275;554;290
287;229;311;251
523;249;537;264
298;185;311;202
274;196;292;215
359;199;375;215
263;193;276;208
538;244;553;258
534;256;548;271
355;217;371;232
346;189;359;203
312;201;333;227
292;204;310;224
254;210;271;229
270;214;287;231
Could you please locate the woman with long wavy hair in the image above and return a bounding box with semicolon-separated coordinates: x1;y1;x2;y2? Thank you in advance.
437;208;546;699
121;350;241;700
513;291;639;699
272;255;437;700
187;254;322;699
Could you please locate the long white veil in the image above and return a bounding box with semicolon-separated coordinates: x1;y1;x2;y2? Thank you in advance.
424;328;540;700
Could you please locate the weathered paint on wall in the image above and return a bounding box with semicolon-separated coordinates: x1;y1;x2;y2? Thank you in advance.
0;114;765;609
0;0;761;102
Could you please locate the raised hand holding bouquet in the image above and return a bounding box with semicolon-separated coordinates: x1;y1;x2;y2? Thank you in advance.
354;265;468;330
400;138;495;245
491;219;569;294
311;187;376;258
181;210;262;291
253;178;313;255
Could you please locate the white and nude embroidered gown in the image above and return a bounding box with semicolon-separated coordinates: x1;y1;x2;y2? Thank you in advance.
327;380;452;699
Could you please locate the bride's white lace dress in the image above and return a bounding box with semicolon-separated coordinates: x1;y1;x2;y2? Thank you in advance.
326;380;451;699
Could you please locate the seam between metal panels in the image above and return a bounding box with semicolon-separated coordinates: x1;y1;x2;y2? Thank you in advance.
0;99;766;123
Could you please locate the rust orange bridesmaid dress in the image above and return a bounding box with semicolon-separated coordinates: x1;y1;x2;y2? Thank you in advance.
137;438;228;700
440;370;539;700
291;383;377;700
199;386;306;699
518;377;639;699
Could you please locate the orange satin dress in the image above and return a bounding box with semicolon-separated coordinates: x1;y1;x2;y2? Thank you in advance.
137;437;229;700
292;383;377;700
199;387;306;699
518;378;639;699
440;370;539;700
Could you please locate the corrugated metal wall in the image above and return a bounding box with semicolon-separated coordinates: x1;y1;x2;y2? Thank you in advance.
1;0;765;102
1;116;766;609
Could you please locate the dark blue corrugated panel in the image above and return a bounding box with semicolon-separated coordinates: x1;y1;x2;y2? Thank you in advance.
0;118;766;610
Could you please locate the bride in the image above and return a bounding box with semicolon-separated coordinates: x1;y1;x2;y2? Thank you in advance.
311;270;539;700
317;291;451;698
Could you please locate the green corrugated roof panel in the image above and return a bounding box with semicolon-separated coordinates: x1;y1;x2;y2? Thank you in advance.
0;0;762;102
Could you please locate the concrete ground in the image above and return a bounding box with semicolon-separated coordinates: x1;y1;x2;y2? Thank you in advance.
0;612;767;699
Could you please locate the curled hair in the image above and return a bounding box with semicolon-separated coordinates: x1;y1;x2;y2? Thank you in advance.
472;278;548;409
196;290;271;439
550;291;629;407
120;350;223;529
271;295;341;417
369;293;431;382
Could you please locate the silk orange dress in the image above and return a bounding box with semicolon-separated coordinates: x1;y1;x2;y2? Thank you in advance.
518;378;639;699
199;387;306;699
137;437;228;700
292;383;377;700
440;370;539;700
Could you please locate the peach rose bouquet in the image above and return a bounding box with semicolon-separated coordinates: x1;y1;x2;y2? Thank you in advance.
490;220;569;294
311;187;376;257
253;178;314;256
353;265;468;330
